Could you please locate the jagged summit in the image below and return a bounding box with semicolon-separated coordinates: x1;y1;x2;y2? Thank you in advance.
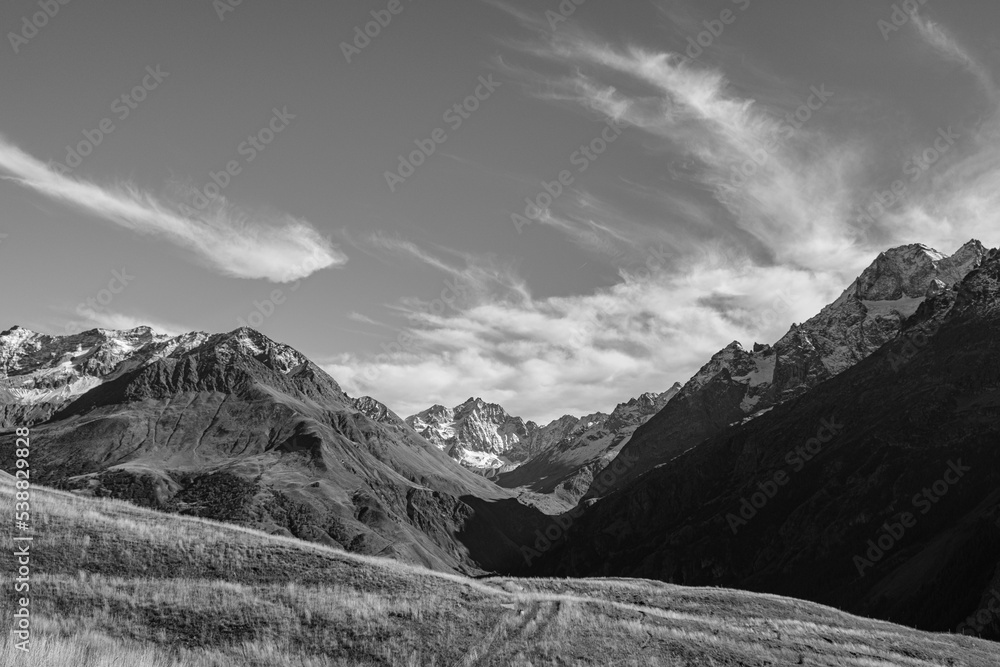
588;239;990;498
837;239;984;304
494;383;682;501
351;395;408;429
406;397;533;471
0;325;518;574
405;384;683;481
536;243;1000;642
0;324;326;409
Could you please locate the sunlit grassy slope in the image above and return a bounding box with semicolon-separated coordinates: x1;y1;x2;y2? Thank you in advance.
1;474;997;666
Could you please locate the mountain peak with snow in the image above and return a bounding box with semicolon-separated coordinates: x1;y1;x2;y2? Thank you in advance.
843;240;985;304
406;397;533;471
588;239;990;498
0;324;325;411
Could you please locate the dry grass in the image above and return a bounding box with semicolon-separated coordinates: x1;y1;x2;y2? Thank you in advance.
2;478;998;666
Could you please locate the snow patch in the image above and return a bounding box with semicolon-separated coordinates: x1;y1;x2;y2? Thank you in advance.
732;355;776;388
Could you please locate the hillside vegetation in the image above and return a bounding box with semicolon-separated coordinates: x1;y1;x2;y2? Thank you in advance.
2;476;998;666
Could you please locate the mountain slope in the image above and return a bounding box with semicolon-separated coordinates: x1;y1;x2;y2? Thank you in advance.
406;397;539;471
586;240;987;498
0;326;543;573
529;246;1000;639
5;476;1000;666
496;385;681;504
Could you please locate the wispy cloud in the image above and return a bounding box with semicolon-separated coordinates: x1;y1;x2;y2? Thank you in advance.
876;12;1000;246
364;232;531;305
348;312;388;327
325;255;839;423
483;3;1000;266
505;36;868;273
910;11;997;99
0;135;346;283
329;2;1000;422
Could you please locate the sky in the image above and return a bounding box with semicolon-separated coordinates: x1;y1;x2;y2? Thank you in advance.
2;0;1000;423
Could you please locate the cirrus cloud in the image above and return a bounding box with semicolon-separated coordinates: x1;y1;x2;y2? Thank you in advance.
0;135;345;283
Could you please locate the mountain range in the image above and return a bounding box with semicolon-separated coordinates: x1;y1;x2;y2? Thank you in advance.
3;238;1000;641
0;325;545;573
584;240;987;499
404;386;681;504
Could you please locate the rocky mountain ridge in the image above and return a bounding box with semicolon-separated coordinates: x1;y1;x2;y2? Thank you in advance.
405;398;538;471
585;240;987;498
526;245;1000;640
405;385;682;502
0;325;546;573
495;384;682;503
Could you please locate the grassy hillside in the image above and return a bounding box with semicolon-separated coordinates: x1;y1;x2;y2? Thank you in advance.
2;476;997;666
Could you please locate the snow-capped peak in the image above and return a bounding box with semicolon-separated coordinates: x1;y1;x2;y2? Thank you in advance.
0;324;314;407
406;397;534;471
675;239;987;421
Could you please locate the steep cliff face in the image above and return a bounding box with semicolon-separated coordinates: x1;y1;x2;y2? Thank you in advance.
0;326;545;573
406;398;538;471
587;240;987;498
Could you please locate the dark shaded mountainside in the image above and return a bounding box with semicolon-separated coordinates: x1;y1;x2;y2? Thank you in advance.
530;247;1000;639
585;240;987;499
0;327;546;573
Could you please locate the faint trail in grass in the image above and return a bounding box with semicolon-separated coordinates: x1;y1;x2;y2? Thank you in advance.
457;600;540;667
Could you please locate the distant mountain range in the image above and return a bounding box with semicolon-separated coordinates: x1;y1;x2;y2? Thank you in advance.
404;386;681;503
493;385;681;503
